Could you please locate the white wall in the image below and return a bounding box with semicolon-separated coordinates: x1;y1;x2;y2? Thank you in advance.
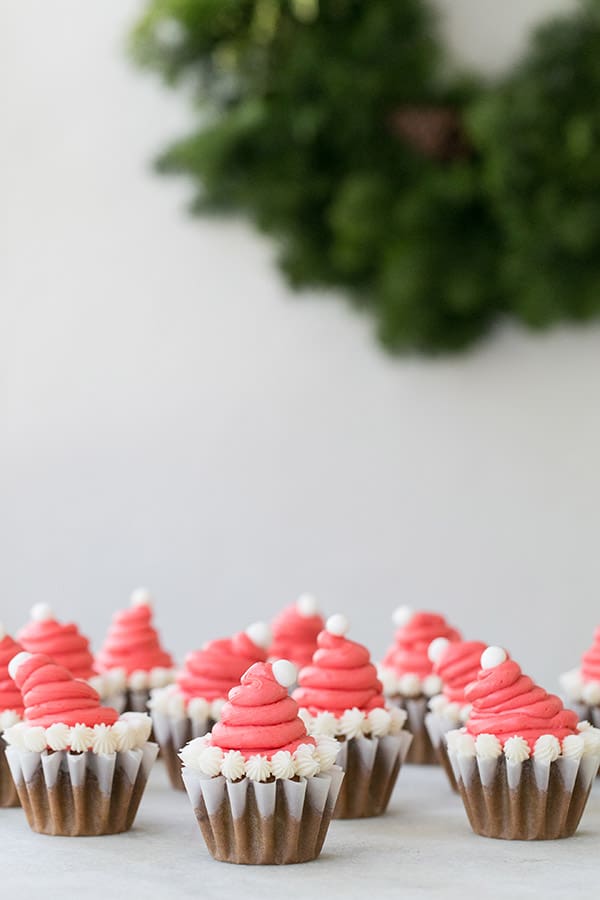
1;0;596;689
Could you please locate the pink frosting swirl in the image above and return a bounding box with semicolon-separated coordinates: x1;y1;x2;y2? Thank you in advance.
382;611;461;678
292;630;385;716
95;601;173;675
270;604;324;670
209;662;313;758
0;633;24;715
177;632;269;702
465;658;578;749
433;640;488;704
581;626;600;683
18;617;95;681
13;654;119;728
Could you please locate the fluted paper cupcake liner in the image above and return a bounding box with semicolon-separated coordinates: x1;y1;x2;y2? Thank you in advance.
5;742;158;835
152;712;216;790
0;738;19;808
388;696;436;765
183;766;344;864
424;712;459;792
332;731;412;819
448;750;600;840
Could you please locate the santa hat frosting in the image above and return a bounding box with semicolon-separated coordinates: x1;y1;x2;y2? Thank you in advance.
18;604;95;681
95;589;173;676
209;660;313;759
176;623;272;702
293;615;385;717
464;647;579;750
9;652;119;729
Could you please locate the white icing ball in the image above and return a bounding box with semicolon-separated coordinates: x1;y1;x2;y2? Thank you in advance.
131;588;153;608
272;659;298;688
392;605;413;627
428;637;450;664
8;651;33;680
30;602;54;622
246;621;272;649
296;593;319;617
480;646;507;670
326;613;349;636
0;621;5;641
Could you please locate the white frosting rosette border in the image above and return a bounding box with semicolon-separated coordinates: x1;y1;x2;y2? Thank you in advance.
2;712;153;755
90;667;177;712
377;665;443;700
425;694;472;751
445;722;600;790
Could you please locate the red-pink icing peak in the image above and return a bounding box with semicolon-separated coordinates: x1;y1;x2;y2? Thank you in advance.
209;662;313;759
465;657;579;749
293;628;385;717
177;630;269;702
581;626;600;683
95;596;173;675
270;597;324;670
18;607;96;681
11;653;119;728
0;632;24;715
433;640;488;704
382;611;461;678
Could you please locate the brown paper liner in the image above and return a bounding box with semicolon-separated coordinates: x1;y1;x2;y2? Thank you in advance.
0;739;19;808
158;718;217;791
436;739;459;793
193;778;339;865
333;735;405;819
13;754;154;836
457;757;593;840
388;695;437;765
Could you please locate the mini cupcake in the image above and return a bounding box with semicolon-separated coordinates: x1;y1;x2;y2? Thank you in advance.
560;625;600;725
0;625;24;807
3;652;157;836
149;622;272;790
424;637;487;791
95;588;175;712
446;646;600;840
180;659;343;865
379;607;461;764
293;614;411;819
269;594;324;671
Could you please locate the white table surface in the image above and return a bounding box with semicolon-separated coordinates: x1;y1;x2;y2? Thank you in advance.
5;762;600;899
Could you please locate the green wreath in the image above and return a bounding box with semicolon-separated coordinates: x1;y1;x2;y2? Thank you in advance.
131;0;600;354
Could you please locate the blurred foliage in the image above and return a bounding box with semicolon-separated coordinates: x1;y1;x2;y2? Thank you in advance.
131;0;600;353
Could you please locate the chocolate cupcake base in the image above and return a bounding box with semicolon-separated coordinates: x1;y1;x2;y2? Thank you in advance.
450;751;599;840
424;711;459;791
388;696;437;765
0;738;19;808
333;731;412;818
183;766;344;864
152;713;217;791
5;743;158;836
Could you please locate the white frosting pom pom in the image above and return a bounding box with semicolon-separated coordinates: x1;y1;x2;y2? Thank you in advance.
326;614;349;637
428;636;450;664
392;605;413;627
30;602;54;622
480;646;507;670
272;659;298;688
296;593;319;617
131;588;153;608
246;621;272;649
8;651;33;680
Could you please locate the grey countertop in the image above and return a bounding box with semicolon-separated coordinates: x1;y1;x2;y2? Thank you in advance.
5;762;600;898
